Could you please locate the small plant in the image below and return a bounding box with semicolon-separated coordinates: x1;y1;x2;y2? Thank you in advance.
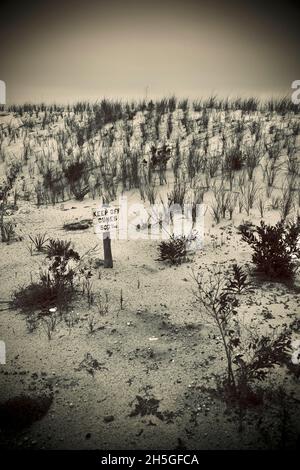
44;240;80;292
190;185;206;225
239;178;260;216
76;353;108;376
87;311;98;334
64;309;78;333
1;221;16;243
96;292;109;317
45;238;79;260
240;219;300;279
271;195;280;210
210;183;228;222
286;141;299;176
168;179;187;208
141;172;157;204
243;143;262;180
157;234;189;265
25;313;39;333
279;178;295;221
80;265;94;307
41;308;60;340
226;191;238;220
28;233;48;252
257;194;267;219
120;289;124;310
206;154;219;178
263;159;281;188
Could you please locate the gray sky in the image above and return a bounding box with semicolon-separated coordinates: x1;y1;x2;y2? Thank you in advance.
1;0;299;103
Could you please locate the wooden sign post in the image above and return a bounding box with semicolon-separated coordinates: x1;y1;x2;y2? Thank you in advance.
92;204;120;268
103;230;113;268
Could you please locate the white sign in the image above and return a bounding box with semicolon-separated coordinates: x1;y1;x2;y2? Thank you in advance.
93;205;120;234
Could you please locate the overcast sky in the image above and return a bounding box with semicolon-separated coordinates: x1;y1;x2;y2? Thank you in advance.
1;0;299;103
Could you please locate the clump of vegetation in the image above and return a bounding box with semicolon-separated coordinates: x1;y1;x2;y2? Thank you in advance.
63;219;93;231
240;218;300;279
11;280;73;313
1;221;17;243
157;234;191;265
12;239;80;314
129;395;163;420
45;238;80;260
28;232;48;252
64;160;89;200
76;353;108;376
168;179;187;208
224;145;244;172
237;220;256;235
0;161;22;242
43;239;80;291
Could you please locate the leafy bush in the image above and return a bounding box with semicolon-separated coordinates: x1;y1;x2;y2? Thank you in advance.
12;239;80;314
157;235;189;265
240;219;300;279
193;267;292;405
